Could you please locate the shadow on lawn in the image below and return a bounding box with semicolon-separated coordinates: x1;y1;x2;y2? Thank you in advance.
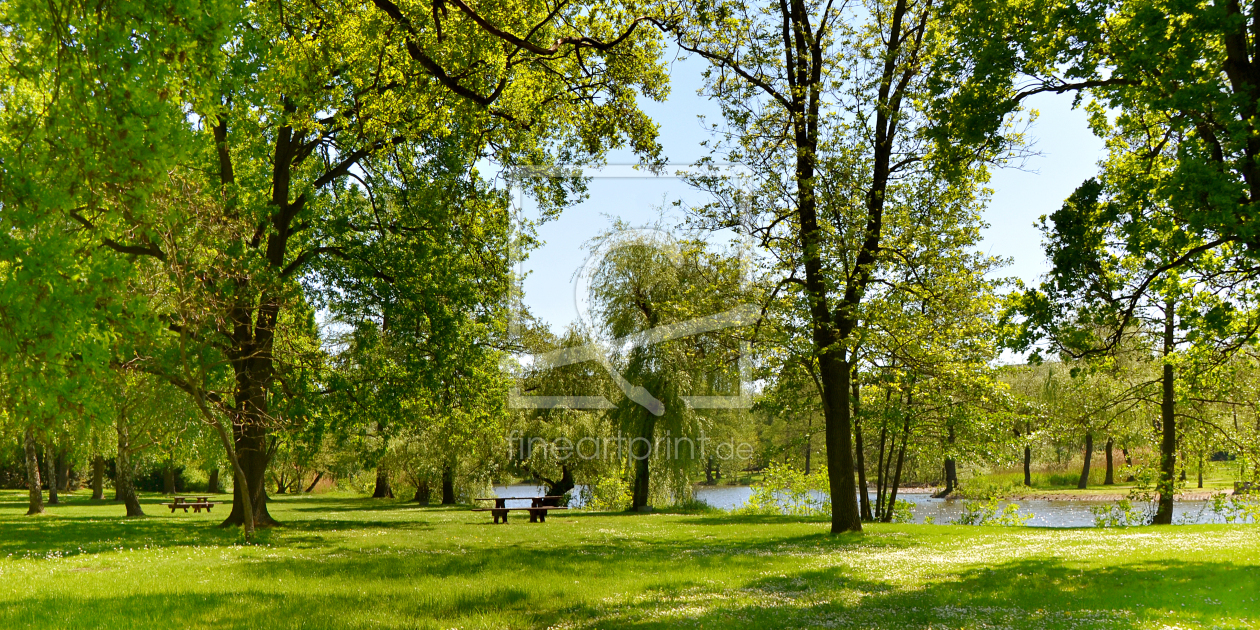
0;530;1255;629
584;556;1260;630
0;491;446;558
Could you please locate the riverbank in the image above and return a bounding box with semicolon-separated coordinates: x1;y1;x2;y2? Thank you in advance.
0;490;1257;629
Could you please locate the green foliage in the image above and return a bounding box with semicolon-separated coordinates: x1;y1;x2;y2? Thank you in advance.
1208;493;1260;525
1091;499;1151;528
739;463;830;516
956;477;1020;501
953;498;1032;526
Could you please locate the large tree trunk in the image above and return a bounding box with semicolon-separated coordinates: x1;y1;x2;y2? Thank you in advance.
208;468;222;494
1077;432;1094;489
821;352;862;532
1103;438;1115;485
372;468;394;498
24;427;44;515
440;466;456;505
91;455;105;500
853;376;873;522
1154;300;1177;525
222;408;276;528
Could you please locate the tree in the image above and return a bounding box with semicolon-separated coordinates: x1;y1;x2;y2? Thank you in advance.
1;0;671;532
673;0;1009;531
585;228;747;510
1009;177;1260;523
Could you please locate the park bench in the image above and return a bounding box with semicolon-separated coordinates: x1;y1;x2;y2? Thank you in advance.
162;496;216;513
1236;481;1255;495
472;496;567;524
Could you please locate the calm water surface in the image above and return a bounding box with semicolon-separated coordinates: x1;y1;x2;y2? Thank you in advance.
494;484;1235;526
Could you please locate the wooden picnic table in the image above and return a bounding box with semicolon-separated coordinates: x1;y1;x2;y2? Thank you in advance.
163;496;216;514
472;496;567;523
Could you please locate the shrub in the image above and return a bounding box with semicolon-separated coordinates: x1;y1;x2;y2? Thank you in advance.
1090;499;1151;527
738;463;830;516
953;498;1032;526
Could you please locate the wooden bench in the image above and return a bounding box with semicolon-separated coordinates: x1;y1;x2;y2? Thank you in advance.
162;496;216;513
472;496;568;523
1237;481;1256;495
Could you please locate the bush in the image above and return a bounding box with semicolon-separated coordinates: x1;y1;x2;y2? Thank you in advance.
1090;499;1151;527
737;463;830;516
952;498;1032;526
1208;493;1260;524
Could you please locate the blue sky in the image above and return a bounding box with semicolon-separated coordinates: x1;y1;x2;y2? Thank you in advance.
516;51;1106;336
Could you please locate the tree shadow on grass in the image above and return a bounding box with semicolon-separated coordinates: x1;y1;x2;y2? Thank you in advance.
0;587;544;630
584;555;1260;630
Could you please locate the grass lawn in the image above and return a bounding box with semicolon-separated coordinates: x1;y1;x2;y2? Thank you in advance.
0;490;1257;629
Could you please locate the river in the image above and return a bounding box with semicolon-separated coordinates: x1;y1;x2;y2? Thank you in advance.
493;484;1242;527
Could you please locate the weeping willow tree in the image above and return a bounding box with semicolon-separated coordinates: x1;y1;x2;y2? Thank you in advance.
586;226;749;510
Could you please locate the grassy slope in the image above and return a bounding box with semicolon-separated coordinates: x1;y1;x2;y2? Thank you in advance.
0;490;1256;629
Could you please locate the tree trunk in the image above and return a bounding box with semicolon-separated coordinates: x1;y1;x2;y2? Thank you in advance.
1154;300;1177;525
704;457;714;484
543;465;575;506
47;445;60;506
208;468;222;494
24;426;44;515
222;412;276;528
1077;432;1094;489
413;478;431;504
874;421;888;519
1023;445;1032;486
440;465;456;505
853;376;873;522
822;355;862;532
631;417;654;511
115;419;145;517
1103;438;1115;485
1123;448;1135;482
935;424;958;498
91;455;105;500
372;468;394;498
302;470;321;493
804;432;812;475
163;460;176;495
882;416;911;523
55;447;69;492
1179;450;1187;482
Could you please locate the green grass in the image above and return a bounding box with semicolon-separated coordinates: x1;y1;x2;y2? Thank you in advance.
0;490;1257;629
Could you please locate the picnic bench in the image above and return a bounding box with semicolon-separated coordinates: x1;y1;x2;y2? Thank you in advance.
161;496;216;513
472;496;567;524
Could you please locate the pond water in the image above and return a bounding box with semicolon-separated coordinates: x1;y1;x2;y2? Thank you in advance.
494;484;1238;526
